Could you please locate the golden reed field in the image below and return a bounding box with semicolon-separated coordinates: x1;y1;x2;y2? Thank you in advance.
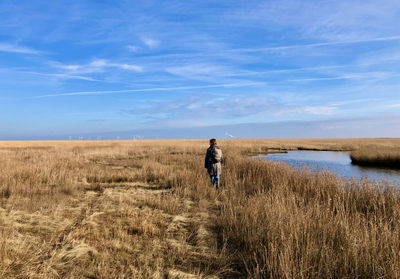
351;146;400;169
0;138;400;278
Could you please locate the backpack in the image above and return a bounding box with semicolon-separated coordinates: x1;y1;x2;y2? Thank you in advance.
212;146;223;163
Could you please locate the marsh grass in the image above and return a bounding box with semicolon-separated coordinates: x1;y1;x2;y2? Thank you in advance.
351;146;400;168
0;138;399;278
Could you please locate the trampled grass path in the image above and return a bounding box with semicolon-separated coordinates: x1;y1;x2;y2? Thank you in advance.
0;181;221;278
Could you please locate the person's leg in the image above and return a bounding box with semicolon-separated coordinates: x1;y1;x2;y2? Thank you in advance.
210;175;215;185
215;175;220;189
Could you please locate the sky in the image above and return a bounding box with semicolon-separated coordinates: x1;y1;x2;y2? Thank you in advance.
1;0;400;140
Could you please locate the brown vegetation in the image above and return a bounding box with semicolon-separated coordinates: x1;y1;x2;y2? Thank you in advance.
0;138;399;278
351;146;400;168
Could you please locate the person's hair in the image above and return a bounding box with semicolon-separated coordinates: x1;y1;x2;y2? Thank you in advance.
209;138;217;144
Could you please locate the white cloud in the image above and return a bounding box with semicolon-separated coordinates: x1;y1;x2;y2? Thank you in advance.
303;106;337;115
60;65;81;71
287;71;400;83
141;37;159;48
165;63;233;81
229;36;400;53
31;82;264;98
90;59;107;67
23;71;97;81
0;43;39;54
126;45;139;52
119;64;142;71
52;59;143;74
165;61;400;84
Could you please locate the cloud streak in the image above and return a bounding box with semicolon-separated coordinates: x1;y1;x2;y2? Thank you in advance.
166;63;400;81
287;72;400;82
0;43;40;54
239;0;400;42
52;59;143;74
22;71;98;81
229;36;400;53
31;82;265;98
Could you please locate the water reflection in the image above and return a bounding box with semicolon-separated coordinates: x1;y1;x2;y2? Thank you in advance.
257;151;400;186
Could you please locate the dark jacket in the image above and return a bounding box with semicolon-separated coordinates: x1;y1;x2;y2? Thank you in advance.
204;144;223;176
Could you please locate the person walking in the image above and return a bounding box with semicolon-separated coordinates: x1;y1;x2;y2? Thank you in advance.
204;138;223;189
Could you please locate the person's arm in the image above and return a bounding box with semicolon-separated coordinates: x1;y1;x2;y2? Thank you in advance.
204;149;209;168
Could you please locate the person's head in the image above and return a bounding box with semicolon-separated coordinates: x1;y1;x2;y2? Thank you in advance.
209;138;217;145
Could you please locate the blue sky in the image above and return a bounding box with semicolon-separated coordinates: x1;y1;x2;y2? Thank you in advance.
1;0;400;139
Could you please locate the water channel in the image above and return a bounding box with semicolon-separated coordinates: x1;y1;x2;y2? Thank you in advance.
257;151;400;186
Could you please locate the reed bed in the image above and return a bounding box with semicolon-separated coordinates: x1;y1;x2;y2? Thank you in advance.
351;146;400;168
0;138;399;278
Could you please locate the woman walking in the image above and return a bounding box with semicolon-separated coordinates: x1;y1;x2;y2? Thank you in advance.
204;138;223;189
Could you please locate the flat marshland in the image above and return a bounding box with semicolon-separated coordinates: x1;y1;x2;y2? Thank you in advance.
0;138;400;278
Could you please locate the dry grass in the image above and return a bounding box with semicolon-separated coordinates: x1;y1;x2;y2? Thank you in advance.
0;138;399;278
351;146;400;168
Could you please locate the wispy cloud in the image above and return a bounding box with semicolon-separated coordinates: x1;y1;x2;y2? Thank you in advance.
22;71;98;81
52;59;143;74
386;103;400;109
122;95;394;129
31;82;265;98
165;63;236;82
239;0;400;41
0;43;40;54
165;61;400;83
287;72;400;82
141;37;159;48
303;106;337;115
123;95;285;127
229;36;400;53
126;45;139;52
224;65;349;77
124;94;344;126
